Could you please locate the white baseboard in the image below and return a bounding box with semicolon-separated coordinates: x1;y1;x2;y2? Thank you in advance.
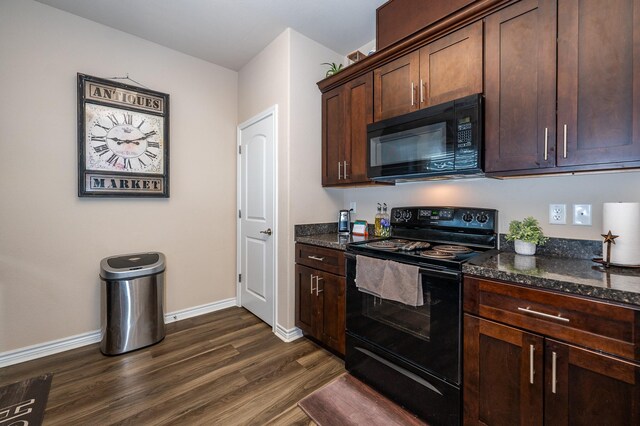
274;323;303;342
0;330;102;368
163;298;237;323
0;297;238;368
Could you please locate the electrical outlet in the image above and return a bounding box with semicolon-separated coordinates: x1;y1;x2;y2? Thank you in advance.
573;204;592;226
349;201;356;214
549;204;566;224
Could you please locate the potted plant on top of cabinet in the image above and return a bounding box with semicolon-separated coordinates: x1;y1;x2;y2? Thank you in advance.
506;216;548;255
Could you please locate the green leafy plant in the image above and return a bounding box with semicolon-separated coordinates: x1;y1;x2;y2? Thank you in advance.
322;62;343;77
505;216;549;245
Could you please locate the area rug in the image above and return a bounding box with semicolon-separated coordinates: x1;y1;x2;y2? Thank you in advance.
298;373;427;426
0;373;53;426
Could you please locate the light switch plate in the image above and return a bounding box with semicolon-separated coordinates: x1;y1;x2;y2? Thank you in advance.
549;204;566;224
573;204;592;226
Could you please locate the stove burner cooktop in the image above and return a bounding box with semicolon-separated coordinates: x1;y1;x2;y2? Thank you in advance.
366;239;431;252
420;250;456;260
348;206;498;270
432;245;473;254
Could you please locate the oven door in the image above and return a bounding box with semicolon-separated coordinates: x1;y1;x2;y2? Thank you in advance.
346;254;461;384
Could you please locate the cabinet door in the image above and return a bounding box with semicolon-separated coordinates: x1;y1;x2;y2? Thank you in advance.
557;0;640;167
484;0;557;173
545;339;640;425
317;269;346;355
295;264;321;337
321;86;345;185
343;73;373;183
374;50;420;121
419;20;483;108
464;315;544;425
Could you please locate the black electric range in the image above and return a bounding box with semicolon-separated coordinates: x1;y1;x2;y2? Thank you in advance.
345;206;498;425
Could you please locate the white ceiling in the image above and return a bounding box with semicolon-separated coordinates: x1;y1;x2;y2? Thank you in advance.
35;0;387;71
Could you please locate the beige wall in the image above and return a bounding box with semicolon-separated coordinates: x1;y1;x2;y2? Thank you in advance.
0;0;238;352
238;29;342;330
340;172;640;242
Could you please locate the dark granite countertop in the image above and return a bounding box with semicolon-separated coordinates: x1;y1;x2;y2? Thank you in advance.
463;251;640;308
295;233;375;251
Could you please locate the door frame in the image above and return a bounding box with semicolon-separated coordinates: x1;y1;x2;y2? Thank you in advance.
236;105;278;330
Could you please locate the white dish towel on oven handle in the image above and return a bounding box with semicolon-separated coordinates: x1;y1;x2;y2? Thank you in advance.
355;255;423;306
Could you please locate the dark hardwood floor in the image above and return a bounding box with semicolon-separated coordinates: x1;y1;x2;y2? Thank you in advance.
0;307;346;425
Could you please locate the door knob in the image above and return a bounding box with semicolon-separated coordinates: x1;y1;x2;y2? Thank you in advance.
260;228;272;236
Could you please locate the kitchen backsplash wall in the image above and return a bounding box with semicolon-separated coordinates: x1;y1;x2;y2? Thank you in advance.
333;171;640;241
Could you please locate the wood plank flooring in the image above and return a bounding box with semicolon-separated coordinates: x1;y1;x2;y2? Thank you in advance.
0;307;346;425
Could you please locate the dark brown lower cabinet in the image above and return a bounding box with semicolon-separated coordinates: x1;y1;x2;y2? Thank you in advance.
465;315;640;425
544;339;640;425
295;244;345;356
464;276;640;425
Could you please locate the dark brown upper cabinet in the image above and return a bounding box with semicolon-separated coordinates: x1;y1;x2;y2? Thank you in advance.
556;0;640;168
484;0;557;173
373;21;483;122
321;73;373;186
486;0;640;175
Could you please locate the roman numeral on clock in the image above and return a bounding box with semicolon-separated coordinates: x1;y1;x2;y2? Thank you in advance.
108;114;120;126
94;144;109;155
107;153;119;166
91;135;106;142
145;150;157;159
123;158;132;169
147;141;160;148
124;113;133;125
136;118;146;129
138;158;147;167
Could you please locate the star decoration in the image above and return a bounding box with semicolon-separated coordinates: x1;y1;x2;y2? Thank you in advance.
601;230;619;244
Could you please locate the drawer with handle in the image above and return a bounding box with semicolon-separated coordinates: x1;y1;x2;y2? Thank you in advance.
295;243;345;276
464;276;640;361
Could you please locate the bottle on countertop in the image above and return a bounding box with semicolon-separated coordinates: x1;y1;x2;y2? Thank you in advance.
374;203;383;237
381;203;391;237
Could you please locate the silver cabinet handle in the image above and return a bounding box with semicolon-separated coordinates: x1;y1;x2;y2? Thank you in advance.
529;344;535;384
259;228;272;236
551;351;558;394
343;161;348;179
411;82;415;106
316;277;324;295
517;306;570;322
563;124;567;158
544;127;548;161
307;255;325;261
420;79;424;104
337;161;342;180
310;275;315;294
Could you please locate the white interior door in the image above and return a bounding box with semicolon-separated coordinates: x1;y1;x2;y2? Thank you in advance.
238;106;276;326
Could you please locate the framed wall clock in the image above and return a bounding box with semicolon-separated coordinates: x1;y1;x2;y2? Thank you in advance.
77;73;169;197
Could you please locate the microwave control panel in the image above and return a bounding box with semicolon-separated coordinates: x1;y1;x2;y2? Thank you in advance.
457;119;473;148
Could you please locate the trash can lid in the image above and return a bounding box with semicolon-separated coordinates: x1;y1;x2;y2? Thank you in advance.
100;252;165;280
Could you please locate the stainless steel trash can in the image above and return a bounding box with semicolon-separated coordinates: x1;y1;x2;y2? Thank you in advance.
100;252;165;355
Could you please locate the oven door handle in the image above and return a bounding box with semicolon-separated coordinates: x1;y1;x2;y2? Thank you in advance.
418;267;461;281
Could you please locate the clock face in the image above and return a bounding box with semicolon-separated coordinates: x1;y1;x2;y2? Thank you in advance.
85;103;164;174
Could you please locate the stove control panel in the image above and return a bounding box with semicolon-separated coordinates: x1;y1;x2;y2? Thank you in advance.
391;206;498;231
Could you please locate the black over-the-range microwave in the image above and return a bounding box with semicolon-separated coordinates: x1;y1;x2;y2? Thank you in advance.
367;93;483;182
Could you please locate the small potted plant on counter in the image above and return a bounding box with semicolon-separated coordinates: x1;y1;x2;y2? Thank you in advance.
506;216;549;255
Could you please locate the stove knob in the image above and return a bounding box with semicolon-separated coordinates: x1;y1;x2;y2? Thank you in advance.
476;213;489;224
462;212;474;222
405;211;412;221
394;210;403;220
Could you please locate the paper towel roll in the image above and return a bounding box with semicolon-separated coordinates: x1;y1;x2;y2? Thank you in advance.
602;202;640;266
